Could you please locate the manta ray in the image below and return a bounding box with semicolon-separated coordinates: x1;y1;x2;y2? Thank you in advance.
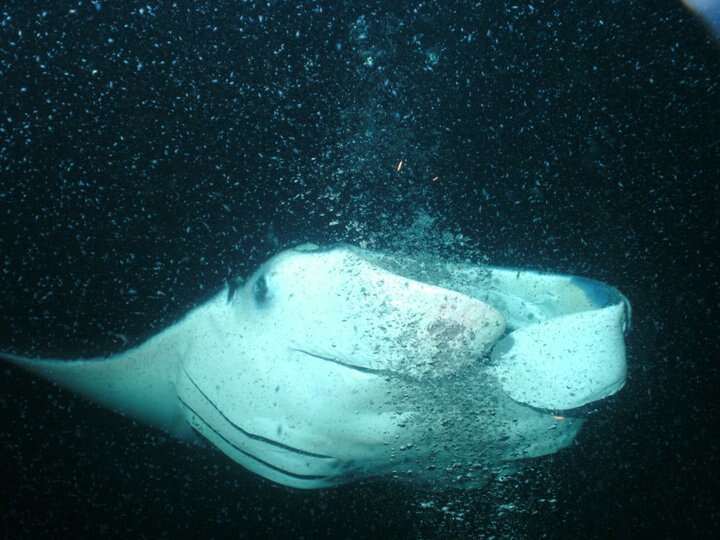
0;244;630;489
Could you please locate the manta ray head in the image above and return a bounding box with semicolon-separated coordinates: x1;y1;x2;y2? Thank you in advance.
240;243;505;379
176;244;506;488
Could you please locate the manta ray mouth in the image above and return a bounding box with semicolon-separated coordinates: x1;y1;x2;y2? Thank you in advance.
291;348;401;378
179;369;338;482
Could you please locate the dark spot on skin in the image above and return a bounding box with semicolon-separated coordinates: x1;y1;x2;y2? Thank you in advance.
492;336;515;358
253;275;269;305
427;319;464;340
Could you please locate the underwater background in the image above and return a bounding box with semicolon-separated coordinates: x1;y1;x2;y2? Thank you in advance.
1;1;718;538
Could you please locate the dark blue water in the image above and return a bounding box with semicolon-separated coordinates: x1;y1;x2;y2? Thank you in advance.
1;1;718;538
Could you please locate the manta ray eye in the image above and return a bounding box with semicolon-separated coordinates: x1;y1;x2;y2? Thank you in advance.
253;275;269;306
